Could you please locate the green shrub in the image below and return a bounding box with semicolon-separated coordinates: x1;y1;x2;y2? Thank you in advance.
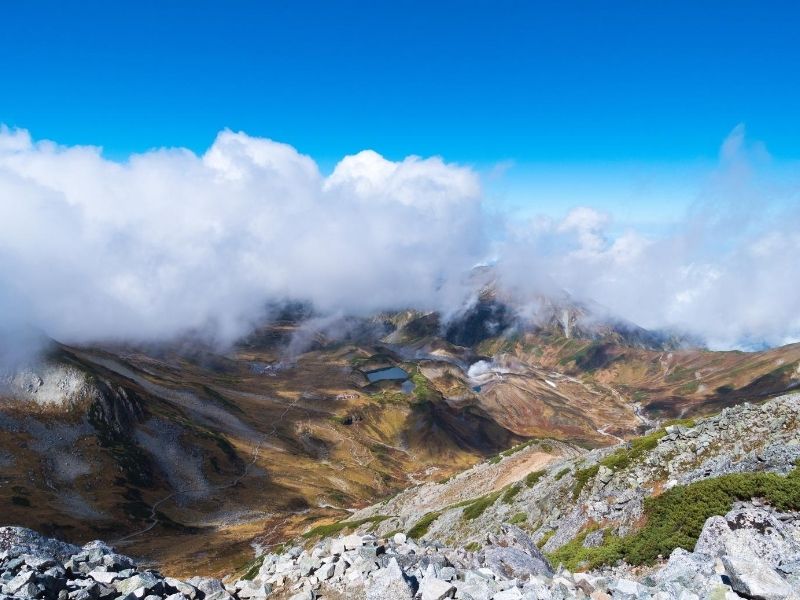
537;529;555;548
509;512;528;525
502;484;522;504
600;429;666;472
572;465;600;499
240;556;265;580
547;526;621;571
465;541;481;552
554;467;571;481
411;369;434;404
525;470;546;487
408;511;441;539
462;490;503;521
549;465;800;569
303;515;390;539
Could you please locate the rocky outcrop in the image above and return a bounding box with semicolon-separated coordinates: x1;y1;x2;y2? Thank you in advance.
219;502;799;599
349;392;800;557
87;379;146;440
0;364;94;408
0;526;228;600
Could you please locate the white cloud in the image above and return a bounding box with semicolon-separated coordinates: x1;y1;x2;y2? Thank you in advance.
0;124;798;353
496;127;800;348
0;127;484;345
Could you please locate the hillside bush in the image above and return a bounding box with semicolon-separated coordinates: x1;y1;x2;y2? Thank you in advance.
548;464;800;570
408;511;441;539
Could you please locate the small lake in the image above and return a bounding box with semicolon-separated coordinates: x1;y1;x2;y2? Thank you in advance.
365;366;409;383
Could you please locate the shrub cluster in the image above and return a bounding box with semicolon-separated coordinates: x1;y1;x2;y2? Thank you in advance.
303;515;390;539
549;464;800;570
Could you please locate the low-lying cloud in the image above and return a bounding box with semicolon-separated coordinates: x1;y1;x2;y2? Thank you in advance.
496;126;800;349
0;127;485;346
0;124;797;352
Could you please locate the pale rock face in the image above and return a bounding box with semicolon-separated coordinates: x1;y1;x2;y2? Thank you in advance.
2;364;92;407
493;588;522;599
721;554;794;600
694;506;800;569
419;574;455;600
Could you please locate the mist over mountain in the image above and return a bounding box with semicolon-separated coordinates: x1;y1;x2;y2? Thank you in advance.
0;124;798;354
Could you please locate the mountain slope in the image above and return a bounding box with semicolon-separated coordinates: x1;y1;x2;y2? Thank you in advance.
1;304;799;576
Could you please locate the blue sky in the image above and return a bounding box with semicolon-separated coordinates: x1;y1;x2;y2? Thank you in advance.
1;0;798;221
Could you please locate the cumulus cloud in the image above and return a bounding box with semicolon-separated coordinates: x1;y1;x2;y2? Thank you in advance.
496;127;800;349
0;124;797;353
0;127;484;346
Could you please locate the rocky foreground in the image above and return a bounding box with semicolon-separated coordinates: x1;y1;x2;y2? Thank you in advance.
2;501;800;600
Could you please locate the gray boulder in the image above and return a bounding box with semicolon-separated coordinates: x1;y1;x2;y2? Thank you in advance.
185;576;232;600
483;547;551;580
420;574;456;600
695;507;800;569
0;527;80;562
366;557;414;600
722;554;793;600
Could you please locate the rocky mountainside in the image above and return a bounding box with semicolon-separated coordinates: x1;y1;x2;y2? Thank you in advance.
347;393;800;554
256;392;800;598
3;393;800;599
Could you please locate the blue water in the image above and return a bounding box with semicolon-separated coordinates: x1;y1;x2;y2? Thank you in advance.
365;366;409;383
472;385;482;392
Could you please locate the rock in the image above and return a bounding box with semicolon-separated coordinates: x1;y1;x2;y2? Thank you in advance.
582;530;604;548
115;573;162;596
456;580;495;600
16;581;40;597
297;555;320;576
343;534;365;550
420;575;456;600
483;547;552;580
596;466;613;485
185;577;232;600
87;570;120;584
695;507;800;569
0;527;80;562
498;525;551;568
366;557;414;600
316;562;335;580
330;538;345;555
655;547;719;594
722;554;792;600
5;570;36;594
610;579;643;599
236;580;271;599
165;577;197;599
393;533;407;544
493;589;522;600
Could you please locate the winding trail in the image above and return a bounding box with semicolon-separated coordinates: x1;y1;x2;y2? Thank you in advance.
114;396;303;546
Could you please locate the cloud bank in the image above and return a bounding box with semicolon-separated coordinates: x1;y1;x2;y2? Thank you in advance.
0;124;797;351
496;126;800;349
0;127;484;346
